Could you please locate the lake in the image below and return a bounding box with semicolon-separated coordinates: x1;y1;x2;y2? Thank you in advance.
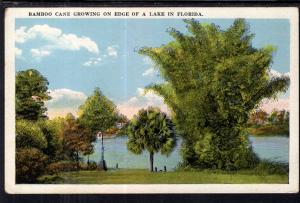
87;135;289;170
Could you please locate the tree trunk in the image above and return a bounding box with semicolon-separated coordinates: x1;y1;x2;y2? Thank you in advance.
149;152;154;172
87;155;90;166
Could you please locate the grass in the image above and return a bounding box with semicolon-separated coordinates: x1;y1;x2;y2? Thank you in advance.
38;168;288;184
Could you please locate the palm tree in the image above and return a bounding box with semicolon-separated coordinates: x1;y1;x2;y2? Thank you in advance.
127;107;177;172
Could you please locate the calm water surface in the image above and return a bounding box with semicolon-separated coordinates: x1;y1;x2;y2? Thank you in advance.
88;135;289;170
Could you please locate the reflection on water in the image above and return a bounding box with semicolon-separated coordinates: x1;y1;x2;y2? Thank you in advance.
87;135;289;170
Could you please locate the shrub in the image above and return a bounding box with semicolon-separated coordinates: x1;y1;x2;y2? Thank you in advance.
46;161;77;174
87;161;98;170
16;148;48;183
16;120;47;150
37;120;63;161
78;161;98;171
254;160;288;175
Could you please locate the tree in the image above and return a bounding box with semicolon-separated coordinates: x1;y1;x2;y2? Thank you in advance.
63;113;91;170
16;69;51;120
16;119;47;150
127;107;177;172
284;111;289;124
139;19;289;170
78;88;118;134
248;110;268;126
277;110;286;124
78;88;118;161
268;110;279;124
16;120;49;183
37;120;63;162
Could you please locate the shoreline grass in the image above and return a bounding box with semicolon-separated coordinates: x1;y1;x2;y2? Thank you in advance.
247;124;289;136
37;168;288;184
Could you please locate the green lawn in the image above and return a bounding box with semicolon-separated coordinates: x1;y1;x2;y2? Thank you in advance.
39;169;288;184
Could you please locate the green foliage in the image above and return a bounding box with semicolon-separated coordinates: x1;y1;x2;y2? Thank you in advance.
127;107;177;171
16;119;47;150
16;148;48;183
116;113;129;123
37;120;63;161
79;87;118;134
116;123;129;136
77;88;118;161
16;69;51;120
253;160;288;175
139;19;289;170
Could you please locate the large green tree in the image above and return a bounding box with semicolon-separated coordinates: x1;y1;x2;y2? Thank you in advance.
139;19;289;170
78;87;118;134
127;107;177;172
16;69;51;120
78;88;118;164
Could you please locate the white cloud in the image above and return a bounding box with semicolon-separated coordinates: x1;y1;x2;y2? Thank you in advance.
81;45;117;67
259;97;289;113
15;24;99;59
57;33;99;54
16;26;33;43
117;88;170;119
48;88;87;103
127;96;138;104
268;69;289;79
142;56;158;77
15;47;22;57
83;57;102;67
45;88;87;119
30;48;51;58
142;68;156;77
107;46;118;57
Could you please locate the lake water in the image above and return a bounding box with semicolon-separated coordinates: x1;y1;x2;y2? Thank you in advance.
87;136;289;170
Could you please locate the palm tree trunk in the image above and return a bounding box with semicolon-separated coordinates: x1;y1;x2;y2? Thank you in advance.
149;152;154;172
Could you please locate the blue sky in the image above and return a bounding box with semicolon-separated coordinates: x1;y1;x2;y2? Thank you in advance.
15;19;290;118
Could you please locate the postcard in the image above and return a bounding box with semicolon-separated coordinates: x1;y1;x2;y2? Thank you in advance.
4;7;299;193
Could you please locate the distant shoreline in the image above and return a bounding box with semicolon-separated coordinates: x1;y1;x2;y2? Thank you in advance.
247;124;289;137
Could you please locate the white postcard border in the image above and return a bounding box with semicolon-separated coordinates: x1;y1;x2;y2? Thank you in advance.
4;7;299;194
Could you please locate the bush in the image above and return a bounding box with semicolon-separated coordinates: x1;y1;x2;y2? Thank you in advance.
254;160;288;175
78;161;98;171
87;161;98;170
191;132;259;170
37;120;63;161
16;148;48;183
16;120;47;150
46;161;77;174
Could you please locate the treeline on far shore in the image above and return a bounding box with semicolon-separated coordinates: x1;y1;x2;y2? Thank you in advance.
247;109;289;136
